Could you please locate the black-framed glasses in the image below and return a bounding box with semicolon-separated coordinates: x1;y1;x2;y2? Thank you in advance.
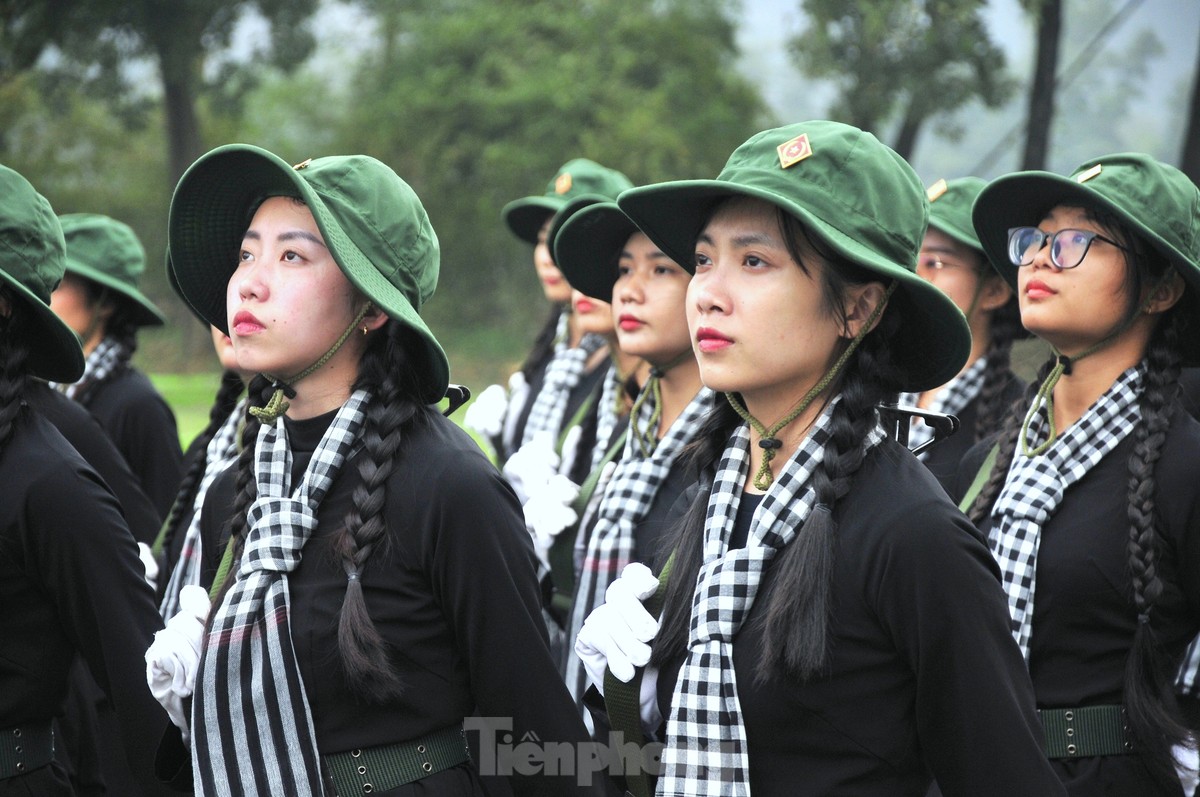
1007;226;1129;270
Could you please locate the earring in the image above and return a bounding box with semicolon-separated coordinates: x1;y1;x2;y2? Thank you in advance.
362;326;368;336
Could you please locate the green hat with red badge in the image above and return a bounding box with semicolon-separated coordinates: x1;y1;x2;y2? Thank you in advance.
502;159;634;245
616;120;971;393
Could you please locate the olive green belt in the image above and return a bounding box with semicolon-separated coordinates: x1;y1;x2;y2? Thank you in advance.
0;719;55;780
1038;705;1135;758
324;725;470;795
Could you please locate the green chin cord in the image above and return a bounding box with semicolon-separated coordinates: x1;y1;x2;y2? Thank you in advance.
726;282;896;491
248;303;373;424
627;348;695;458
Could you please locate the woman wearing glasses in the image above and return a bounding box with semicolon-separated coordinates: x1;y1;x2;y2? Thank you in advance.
899;177;1025;491
963;154;1200;795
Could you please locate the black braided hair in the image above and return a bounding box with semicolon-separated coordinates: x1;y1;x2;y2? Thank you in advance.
70;281;139;406
1124;311;1189;779
652;204;906;680
974;297;1022;443
157;370;246;565
0;296;31;457
328;319;429;701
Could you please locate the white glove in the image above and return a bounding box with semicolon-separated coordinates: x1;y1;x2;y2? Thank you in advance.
1174;740;1198;794
500;372;530;452
523;475;581;568
503;431;560;506
145;585;210;743
463;383;508;440
137;542;159;592
575;562;661;692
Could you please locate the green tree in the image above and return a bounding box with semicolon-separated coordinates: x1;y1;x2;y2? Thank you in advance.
338;0;767;347
788;0;1013;159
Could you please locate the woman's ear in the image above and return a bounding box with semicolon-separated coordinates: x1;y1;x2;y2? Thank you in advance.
362;302;390;333
977;274;1013;313
841;282;889;339
1145;271;1185;315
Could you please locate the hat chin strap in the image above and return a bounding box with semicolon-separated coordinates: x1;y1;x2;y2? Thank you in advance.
249;303;373;424
627;347;695;457
725;281;896;491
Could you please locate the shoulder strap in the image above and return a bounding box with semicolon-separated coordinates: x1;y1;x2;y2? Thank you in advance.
602;550;676;797
958;443;999;514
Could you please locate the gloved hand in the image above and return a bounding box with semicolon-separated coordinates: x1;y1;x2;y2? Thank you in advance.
575;562;661;693
463;383;508;440
145;585;210;743
502;431;560;506
137;542;159;592
523;474;581;568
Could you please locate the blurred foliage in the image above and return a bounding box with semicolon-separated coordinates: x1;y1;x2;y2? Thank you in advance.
789;0;1014;158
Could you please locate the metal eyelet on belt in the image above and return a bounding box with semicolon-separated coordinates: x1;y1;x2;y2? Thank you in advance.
422;762;433;773
12;729;21;737
1065;728;1074;737
362;785;372;794
357;766;366;775
417;745;426;754
15;763;24;772
351;749;362;758
1064;711;1074;721
1066;744;1077;755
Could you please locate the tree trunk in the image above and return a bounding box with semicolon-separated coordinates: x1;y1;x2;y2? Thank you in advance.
151;23;205;186
1180;23;1200;185
892;95;925;162
1022;0;1061;170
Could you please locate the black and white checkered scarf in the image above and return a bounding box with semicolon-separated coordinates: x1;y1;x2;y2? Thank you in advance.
990;365;1144;661
898;356;987;457
659;400;883;796
563;386;715;703
193;391;369;796
591;363;625;473
159;397;246;619
54;335;129;398
520;332;607;447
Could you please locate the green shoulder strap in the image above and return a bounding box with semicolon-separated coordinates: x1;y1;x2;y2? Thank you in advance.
208;535;236;602
547;427;629;617
555;389;599;456
601;550;676;797
958;443;999;514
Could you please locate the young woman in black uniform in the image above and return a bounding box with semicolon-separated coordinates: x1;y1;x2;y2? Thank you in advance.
50;213;183;516
0;163;169;796
468;160;632;466
553;200;714;708
152;144;609;796
962;153;1200;795
574;121;1066;796
898;177;1026;490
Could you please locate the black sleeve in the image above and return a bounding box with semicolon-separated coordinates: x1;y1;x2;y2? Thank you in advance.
105;383;185;519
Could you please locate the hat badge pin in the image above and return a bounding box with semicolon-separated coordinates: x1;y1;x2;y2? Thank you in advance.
293;158;313;170
777;133;813;169
1075;163;1102;183
555;172;573;194
926;178;948;202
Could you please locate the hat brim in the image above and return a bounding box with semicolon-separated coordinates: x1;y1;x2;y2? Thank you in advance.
168;144;449;404
553;203;638;301
618;180;972;393
973;172;1200;363
0;269;84;382
63;258;166;327
501;197;563;245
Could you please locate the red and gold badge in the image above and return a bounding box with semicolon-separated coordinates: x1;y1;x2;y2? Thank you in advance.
777;133;813;169
555;172;573;194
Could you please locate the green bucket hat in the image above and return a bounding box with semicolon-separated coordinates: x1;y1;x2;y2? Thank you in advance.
972;153;1200;364
0;165;85;382
926;177;988;252
616;120;971;392
168;144;450;405
553;201;640;301
502;158;634;245
59;213;166;327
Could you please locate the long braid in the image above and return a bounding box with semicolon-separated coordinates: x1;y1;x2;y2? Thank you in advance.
331;321;424;700
1124;313;1189;778
759;311;902;680
156;370;245;559
966;358;1056;525
974;305;1021;442
209;374;270;610
0;302;30;457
